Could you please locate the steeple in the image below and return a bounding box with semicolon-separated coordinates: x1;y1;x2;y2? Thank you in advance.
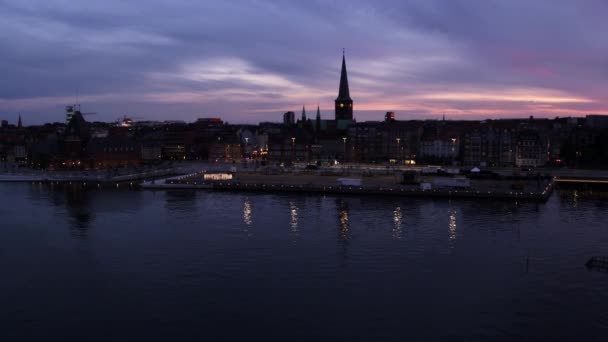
301;105;306;121
334;50;354;121
17;113;22;129
336;50;352;101
316;105;321;132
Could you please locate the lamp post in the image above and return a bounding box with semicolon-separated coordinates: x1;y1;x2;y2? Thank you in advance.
291;137;296;162
396;137;401;163
451;138;457;166
342;137;347;163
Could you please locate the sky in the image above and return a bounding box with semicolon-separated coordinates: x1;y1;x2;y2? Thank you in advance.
1;0;607;124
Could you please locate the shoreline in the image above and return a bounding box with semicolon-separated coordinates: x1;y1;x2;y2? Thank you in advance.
140;171;555;201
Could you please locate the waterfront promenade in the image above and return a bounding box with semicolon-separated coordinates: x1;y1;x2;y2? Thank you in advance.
5;161;608;200
141;165;555;201
0;164;177;183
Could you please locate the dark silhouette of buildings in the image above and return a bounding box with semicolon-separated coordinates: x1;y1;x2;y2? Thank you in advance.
3;52;608;169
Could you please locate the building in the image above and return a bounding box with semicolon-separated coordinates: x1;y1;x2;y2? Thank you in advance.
87;136;141;169
65;105;75;125
335;52;353;121
515;129;548;167
141;142;163;164
60;110;90;168
283;111;295;126
209;141;242;162
586;114;608;129
162;122;194;160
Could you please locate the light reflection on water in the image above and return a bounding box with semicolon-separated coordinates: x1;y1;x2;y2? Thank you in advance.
243;198;252;226
448;207;457;248
338;200;350;241
289;201;299;240
392;206;403;240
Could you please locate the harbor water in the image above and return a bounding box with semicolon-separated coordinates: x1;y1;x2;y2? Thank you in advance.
1;183;607;339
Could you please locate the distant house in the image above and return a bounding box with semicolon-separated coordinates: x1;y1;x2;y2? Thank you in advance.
209;141;242;162
515;130;547;167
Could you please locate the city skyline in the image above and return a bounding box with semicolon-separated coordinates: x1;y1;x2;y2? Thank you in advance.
2;0;608;124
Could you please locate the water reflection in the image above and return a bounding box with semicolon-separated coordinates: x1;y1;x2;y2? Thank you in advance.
65;187;94;238
337;199;350;241
448;207;457;248
289;201;299;239
243;198;252;226
28;184;95;238
392;206;403;240
165;190;197;213
27;183;149;238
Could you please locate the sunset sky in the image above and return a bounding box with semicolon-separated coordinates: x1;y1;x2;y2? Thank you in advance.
1;0;607;124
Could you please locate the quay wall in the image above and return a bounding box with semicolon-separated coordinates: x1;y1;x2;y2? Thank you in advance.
148;178;554;201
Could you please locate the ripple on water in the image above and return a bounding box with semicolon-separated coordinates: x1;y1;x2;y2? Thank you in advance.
2;184;608;339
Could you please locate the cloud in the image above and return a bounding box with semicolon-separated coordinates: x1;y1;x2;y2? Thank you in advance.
1;0;607;124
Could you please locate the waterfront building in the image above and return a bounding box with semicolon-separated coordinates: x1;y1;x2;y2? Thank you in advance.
60;110;91;168
88;136;141;169
162;122;194;160
141;142;163;164
515;129;547;167
419;131;460;161
209;140;243;162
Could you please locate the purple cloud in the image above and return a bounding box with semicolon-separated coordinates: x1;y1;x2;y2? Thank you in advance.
1;0;607;124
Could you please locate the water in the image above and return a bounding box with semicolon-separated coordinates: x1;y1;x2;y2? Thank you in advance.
1;183;607;340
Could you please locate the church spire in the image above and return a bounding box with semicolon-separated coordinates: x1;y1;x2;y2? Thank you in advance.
336;50;352;101
301;105;306;121
17;113;22;129
335;50;354;121
316;105;321;132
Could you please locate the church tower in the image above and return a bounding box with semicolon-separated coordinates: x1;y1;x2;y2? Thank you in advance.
316;105;321;132
335;51;353;121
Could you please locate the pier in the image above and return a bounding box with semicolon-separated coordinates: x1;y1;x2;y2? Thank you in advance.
0;168;176;184
141;169;555;201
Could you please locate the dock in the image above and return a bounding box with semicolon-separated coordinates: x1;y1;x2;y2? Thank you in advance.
140;171;555;201
0;168;176;184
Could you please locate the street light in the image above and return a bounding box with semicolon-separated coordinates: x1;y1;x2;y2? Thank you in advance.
396;137;401;162
291;137;296;162
342;137;347;162
451;138;457;165
244;137;249;160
